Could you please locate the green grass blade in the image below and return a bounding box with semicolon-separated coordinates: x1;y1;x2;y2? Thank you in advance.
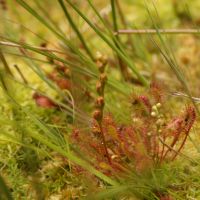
15;0;93;64
0;49;13;76
33;0;66;37
65;0;148;86
2;37;130;95
145;0;200;114
58;0;94;60
0;85;119;186
0;176;13;200
111;0;118;34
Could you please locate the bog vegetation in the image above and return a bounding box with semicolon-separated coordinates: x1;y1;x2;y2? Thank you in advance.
0;0;200;199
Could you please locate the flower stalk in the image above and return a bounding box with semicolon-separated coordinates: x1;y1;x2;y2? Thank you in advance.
93;52;111;163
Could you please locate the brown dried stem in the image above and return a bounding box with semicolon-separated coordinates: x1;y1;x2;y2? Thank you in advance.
93;52;111;163
115;28;200;35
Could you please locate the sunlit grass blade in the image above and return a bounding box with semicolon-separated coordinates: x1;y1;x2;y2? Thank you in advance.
86;0;131;59
1;37;130;95
65;0;148;86
145;0;200;115
33;0;66;37
110;0;130;81
15;0;94;64
2;0;133;95
58;0;94;60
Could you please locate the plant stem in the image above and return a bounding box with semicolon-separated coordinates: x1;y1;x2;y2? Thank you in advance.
99;123;111;164
0;49;13;76
111;0;130;81
171;133;189;161
116;28;200;35
115;0;135;50
0;41;66;54
13;64;28;84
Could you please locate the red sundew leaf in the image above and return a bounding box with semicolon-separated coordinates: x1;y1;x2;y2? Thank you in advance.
171;106;196;160
110;161;129;173
166;118;183;135
69;103;196;178
183;106;196;133
102;117;119;141
160;106;196;161
48;71;59;82
116;128;135;159
55;64;67;73
125;128;151;161
166;106;196;140
137;95;152;113
150;81;165;103
71;128;81;143
89;142;105;156
32;92;58;108
55;78;71;90
48;67;72;90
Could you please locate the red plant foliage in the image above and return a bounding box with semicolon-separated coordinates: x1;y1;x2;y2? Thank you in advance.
32;93;58;109
48;63;72;91
71;87;196;177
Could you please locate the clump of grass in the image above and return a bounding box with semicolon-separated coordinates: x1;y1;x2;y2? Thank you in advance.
70;84;196;199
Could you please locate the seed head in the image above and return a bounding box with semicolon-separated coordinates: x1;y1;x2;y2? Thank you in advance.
96;61;105;73
95;96;104;108
100;73;107;84
96;81;103;95
95;51;103;61
93;110;102;121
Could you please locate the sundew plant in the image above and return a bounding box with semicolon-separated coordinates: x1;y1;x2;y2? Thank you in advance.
0;0;200;199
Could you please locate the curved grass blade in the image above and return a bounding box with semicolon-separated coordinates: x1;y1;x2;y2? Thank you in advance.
145;0;200;115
